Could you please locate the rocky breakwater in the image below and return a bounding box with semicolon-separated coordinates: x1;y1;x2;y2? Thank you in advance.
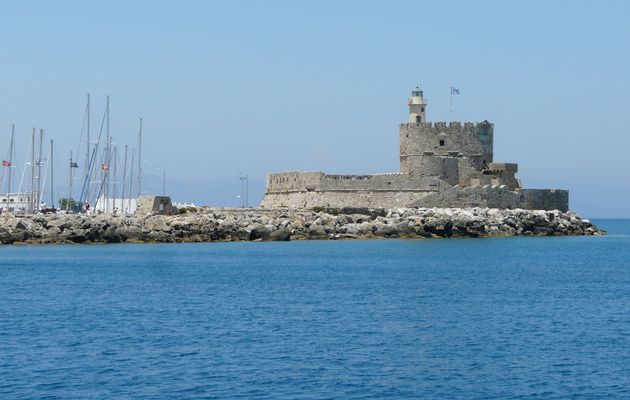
0;207;602;245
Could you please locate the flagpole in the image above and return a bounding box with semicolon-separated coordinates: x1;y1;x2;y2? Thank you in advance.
449;84;453;123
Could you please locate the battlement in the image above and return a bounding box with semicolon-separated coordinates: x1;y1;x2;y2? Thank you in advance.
400;119;494;175
400;121;493;130
485;163;518;173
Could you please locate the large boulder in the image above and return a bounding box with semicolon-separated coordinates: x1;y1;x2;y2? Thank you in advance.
269;228;291;241
249;225;271;241
115;226;145;242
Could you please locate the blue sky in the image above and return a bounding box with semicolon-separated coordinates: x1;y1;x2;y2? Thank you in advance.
0;1;628;216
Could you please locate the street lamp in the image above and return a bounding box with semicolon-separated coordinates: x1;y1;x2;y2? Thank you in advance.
238;174;248;208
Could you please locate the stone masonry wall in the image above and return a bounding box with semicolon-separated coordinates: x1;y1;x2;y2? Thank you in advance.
400;121;494;173
259;190;435;209
260;184;568;211
409;185;568;211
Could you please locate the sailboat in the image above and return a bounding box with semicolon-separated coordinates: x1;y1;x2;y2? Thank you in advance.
72;95;142;215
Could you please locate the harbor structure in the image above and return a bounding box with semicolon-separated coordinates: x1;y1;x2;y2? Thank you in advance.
260;87;568;211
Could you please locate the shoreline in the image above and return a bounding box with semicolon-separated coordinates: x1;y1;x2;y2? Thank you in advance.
0;207;603;245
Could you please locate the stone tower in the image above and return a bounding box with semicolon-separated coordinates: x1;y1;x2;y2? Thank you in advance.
408;86;427;123
400;87;494;178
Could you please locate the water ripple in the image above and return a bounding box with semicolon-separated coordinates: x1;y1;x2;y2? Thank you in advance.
0;219;629;398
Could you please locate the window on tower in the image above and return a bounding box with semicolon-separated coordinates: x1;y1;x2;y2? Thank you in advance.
439;140;445;146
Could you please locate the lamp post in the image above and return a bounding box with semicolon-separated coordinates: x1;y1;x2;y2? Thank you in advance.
238;175;247;208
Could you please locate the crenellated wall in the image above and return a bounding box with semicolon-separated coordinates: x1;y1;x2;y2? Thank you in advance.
400;121;493;173
266;171;325;193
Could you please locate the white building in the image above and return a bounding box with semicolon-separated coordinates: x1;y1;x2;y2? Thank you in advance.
93;196;137;214
0;192;35;214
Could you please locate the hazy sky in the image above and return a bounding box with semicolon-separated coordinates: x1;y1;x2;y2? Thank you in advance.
0;1;628;216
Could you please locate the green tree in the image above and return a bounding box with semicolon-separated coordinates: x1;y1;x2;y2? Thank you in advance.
58;197;78;211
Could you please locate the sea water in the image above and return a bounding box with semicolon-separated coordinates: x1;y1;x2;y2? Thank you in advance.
1;220;629;399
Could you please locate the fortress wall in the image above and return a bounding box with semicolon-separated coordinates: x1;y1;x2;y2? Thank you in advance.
320;173;410;191
261;185;568;211
401;155;460;185
260;189;434;209
409;185;568;211
409;185;518;209
261;178;568;211
457;158;476;186
266;171;324;192
267;171;431;193
400;121;493;173
518;189;569;212
265;169;456;195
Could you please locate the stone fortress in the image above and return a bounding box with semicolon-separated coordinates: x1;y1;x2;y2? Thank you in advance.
260;87;568;211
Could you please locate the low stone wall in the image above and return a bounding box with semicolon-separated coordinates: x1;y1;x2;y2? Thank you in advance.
0;207;600;244
409;185;569;212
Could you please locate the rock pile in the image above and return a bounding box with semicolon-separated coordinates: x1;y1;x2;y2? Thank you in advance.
0;207;602;245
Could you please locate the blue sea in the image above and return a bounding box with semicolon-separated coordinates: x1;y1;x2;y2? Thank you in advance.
1;219;629;399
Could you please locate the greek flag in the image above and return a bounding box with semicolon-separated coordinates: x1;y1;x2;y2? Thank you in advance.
450;87;460;95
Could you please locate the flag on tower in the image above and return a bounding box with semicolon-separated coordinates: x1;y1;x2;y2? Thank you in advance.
101;164;109;171
2;160;11;167
450;87;460;95
70;161;79;168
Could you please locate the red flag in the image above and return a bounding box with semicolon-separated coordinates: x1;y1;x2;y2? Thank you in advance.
2;160;11;167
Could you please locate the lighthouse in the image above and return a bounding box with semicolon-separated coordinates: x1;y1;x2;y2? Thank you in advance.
408;86;427;123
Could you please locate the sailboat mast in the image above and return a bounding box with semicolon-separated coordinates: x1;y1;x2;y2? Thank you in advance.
37;128;44;210
84;93;91;208
31;128;35;213
128;149;135;214
137;118;142;198
112;146;117;212
8;124;14;195
121;145;128;214
86;93;90;171
50;139;54;208
67;151;73;211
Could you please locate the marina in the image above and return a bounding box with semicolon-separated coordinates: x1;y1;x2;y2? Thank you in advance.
0;95;146;216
